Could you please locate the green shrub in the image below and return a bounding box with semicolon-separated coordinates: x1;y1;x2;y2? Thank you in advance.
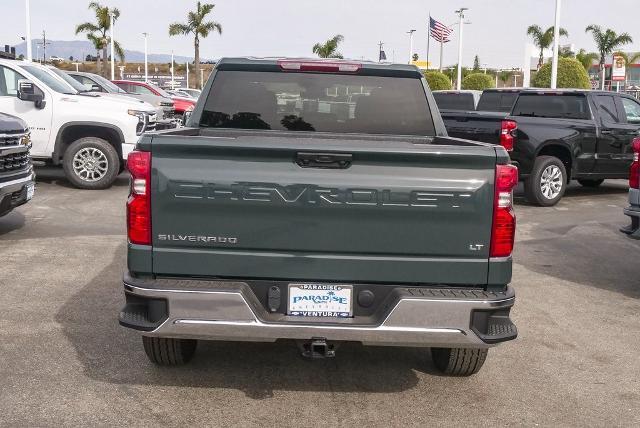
462;73;495;90
532;57;590;89
424;71;452;90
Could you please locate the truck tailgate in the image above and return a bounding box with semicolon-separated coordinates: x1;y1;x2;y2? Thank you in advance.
149;133;497;285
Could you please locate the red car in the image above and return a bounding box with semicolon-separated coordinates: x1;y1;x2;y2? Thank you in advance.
112;80;196;116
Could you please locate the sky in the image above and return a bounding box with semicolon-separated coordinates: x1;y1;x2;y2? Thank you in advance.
1;0;639;68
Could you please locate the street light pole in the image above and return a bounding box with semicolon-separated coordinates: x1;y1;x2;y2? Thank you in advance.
407;29;416;64
171;51;175;87
142;33;148;83
110;12;115;80
25;0;32;61
455;8;468;90
550;0;561;89
186;61;189;88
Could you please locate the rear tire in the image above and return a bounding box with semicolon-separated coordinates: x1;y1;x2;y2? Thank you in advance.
431;347;488;376
142;336;197;366
578;179;604;188
62;137;120;190
524;156;567;207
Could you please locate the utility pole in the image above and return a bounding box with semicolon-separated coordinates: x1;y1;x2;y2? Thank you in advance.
407;29;416;64
550;0;561;89
25;0;32;61
110;11;115;80
171;51;175;88
454;8;468;90
186;61;189;88
142;33;148;82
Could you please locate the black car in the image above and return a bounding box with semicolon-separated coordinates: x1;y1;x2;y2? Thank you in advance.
0;112;35;217
441;89;640;206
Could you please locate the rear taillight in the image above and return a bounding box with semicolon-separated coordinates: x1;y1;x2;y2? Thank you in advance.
500;120;517;152
127;150;151;245
629;137;640;189
277;60;361;73
490;164;518;258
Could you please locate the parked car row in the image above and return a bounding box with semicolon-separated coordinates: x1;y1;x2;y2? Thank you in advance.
0;58;159;189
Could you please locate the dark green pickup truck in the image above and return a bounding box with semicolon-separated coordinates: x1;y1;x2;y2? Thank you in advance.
119;58;518;376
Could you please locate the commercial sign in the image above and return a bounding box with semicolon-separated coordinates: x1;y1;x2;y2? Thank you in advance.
612;55;626;81
123;73;185;87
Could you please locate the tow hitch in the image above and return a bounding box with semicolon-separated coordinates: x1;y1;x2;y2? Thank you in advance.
297;338;338;359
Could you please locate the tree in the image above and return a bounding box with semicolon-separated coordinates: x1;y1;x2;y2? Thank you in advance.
586;24;633;89
75;2;125;77
412;53;419;62
499;71;512;86
531;57;590;89
169;2;222;89
527;25;569;69
424;71;452;90
473;55;480;71
69;56;74;61
575;48;599;71
312;34;344;59
462;73;494;90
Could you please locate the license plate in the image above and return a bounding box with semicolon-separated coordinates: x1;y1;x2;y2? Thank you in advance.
288;284;353;318
26;183;34;201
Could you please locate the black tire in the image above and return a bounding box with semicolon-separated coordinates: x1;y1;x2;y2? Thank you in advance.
524;155;567;207
431;347;488;376
62;137;120;189
578;179;604;188
142;336;197;366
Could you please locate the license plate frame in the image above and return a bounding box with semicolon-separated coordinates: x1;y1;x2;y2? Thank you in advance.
287;283;353;318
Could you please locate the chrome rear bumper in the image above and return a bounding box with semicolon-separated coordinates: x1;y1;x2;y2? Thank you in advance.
120;275;516;348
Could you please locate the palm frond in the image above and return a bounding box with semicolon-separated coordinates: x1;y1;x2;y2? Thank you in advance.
113;40;125;63
75;22;99;35
169;23;192;36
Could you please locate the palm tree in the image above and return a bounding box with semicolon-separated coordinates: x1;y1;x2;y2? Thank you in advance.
312;35;344;59
586;25;633;89
75;2;124;77
527;25;569;69
575;48;599;71
169;2;222;89
499;71;512;87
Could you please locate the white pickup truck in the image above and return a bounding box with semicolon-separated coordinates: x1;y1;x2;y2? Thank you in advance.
0;59;157;189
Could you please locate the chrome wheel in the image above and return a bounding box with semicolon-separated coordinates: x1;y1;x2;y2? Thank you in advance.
72;147;109;182
540;165;563;200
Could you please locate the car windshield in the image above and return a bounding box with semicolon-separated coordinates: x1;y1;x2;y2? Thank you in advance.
145;82;172;98
433;93;476;111
48;67;91;92
22;65;77;94
200;70;435;135
477;91;519;112
89;74;127;93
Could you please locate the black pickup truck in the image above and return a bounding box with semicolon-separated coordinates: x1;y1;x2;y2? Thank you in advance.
0;112;34;217
119;58;519;376
441;90;640;206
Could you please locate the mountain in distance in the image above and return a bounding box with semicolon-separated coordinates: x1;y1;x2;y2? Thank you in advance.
12;40;211;63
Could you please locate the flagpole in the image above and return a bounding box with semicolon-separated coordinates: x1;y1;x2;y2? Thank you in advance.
426;13;431;70
439;39;444;72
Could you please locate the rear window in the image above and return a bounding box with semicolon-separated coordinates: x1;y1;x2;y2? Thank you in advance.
511;94;591;119
433;93;475;111
199;70;435;136
476;91;519;112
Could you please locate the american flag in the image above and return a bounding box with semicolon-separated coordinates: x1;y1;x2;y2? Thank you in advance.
430;16;452;43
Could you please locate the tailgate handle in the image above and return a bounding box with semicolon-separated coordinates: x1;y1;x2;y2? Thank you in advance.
296;152;352;169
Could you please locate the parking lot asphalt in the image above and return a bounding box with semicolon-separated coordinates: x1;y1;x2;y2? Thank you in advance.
1;167;639;427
